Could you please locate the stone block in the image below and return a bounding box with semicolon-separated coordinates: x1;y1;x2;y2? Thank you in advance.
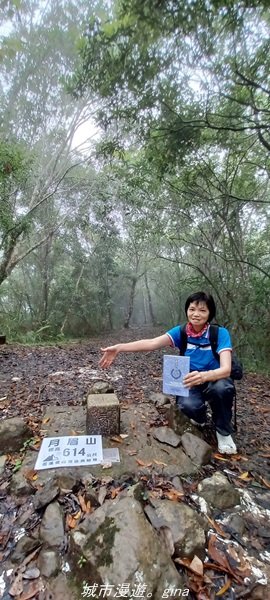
86;393;120;436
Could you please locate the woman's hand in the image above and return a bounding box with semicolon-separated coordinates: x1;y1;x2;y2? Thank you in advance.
183;371;208;387
99;345;119;368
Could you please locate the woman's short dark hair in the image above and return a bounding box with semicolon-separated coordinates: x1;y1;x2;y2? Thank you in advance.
185;291;216;322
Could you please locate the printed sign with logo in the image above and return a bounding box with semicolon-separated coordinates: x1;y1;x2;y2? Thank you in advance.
34;435;103;470
163;355;190;396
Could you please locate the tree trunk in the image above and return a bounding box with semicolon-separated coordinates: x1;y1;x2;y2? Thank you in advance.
60;263;84;335
41;233;53;325
144;273;156;325
124;276;137;328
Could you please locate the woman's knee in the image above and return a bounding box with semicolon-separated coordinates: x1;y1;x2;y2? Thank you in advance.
177;393;205;412
206;378;235;399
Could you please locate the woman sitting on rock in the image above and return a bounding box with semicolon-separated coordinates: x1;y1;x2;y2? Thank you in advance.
99;291;237;455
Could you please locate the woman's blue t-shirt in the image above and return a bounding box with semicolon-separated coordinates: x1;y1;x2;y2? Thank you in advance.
166;325;232;372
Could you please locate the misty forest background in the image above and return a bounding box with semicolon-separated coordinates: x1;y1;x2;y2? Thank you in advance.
0;0;270;372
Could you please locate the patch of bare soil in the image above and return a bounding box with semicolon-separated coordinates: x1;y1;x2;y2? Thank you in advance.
0;326;269;479
0;326;270;600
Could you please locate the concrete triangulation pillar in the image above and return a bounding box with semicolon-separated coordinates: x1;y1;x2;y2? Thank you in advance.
86;393;120;436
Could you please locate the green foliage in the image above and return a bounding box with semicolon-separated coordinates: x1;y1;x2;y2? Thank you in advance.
12;458;23;472
0;0;269;375
0;140;29;184
69;0;270;174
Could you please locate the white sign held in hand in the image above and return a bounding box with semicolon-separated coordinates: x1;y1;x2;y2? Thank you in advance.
163;355;190;397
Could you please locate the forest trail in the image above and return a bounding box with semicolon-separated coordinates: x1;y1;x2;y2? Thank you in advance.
0;327;269;481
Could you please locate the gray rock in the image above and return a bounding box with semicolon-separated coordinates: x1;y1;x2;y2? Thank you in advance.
88;381;114;394
11;536;40;563
152;426;181;447
0;454;7;476
181;432;212;466
33;479;60;510
46;573;79;600
9;470;34;497
69;496;185;599
226;513;246;536
160;449;198;477
145;498;206;559
171;476;184;493
39;502;65;549
57;471;80;491
23;567;40;580
148;392;171;407
38;548;61;577
198;471;240;509
166;404;204;438
144;504;164;529
0;417;32;454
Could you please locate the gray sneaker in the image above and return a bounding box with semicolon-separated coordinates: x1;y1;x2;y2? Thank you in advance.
216;432;237;454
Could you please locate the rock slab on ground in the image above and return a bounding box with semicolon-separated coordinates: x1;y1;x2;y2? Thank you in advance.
0;417;32;454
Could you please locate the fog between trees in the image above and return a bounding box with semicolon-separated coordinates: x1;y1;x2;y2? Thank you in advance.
0;0;269;371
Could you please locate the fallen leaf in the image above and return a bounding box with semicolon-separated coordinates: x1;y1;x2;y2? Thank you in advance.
21;547;41;569
110;435;123;443
66;513;79;529
17;579;43;599
216;579;231;596
100;476;113;485
204;562;234;575
119;434;129;439
102;462;112;469
77;494;87;512
135;458;152;468
42;417;50;424
24;469;38;482
213;453;229;461
153;459;168;467
208;534;249;583
238;472;252;481
163;489;184;501
29;438;41;450
9;573;24;597
205;516;228;538
111;486;122;499
230;454;248;461
189;555;204;577
260;477;270;489
128;450;137;456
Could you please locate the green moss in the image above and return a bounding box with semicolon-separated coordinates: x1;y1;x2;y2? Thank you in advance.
85;516;119;568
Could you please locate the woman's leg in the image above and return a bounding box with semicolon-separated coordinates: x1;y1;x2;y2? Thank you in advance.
176;385;206;425
204;378;237;454
204;378;235;435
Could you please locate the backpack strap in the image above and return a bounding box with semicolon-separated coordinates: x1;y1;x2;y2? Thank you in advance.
179;324;188;355
209;324;219;361
180;323;220;360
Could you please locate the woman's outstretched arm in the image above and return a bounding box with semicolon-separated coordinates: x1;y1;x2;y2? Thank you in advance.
99;334;171;368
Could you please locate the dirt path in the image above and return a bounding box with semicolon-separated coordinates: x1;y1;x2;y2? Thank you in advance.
0;325;270;480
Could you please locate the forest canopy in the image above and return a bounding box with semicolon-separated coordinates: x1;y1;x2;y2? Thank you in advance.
0;0;269;370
